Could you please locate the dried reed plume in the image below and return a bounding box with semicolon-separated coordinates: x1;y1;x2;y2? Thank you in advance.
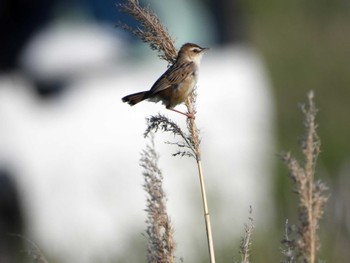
119;0;216;262
238;207;254;263
280;91;328;263
144;114;196;159
117;0;177;63
140;136;175;263
281;219;296;263
185;87;201;160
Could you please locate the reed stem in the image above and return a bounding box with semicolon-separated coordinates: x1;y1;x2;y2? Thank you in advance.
186;94;216;263
197;159;216;263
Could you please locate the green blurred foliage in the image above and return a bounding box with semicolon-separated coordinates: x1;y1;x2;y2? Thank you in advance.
244;0;350;171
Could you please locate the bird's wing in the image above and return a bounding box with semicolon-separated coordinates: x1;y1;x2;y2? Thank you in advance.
149;61;194;93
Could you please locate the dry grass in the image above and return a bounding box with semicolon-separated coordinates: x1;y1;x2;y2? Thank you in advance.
280;91;329;263
238;207;254;263
117;0;177;63
140;136;175;263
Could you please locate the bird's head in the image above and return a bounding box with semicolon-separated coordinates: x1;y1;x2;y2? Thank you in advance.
178;43;209;64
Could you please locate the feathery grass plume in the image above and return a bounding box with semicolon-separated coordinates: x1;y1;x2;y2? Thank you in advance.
279;91;328;263
185;86;201;160
118;1;216;262
238;206;254;263
281;219;297;263
10;234;49;263
140;135;175;263
144;114;196;158
117;0;177;63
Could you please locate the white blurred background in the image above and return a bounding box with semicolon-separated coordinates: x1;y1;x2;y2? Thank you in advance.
0;0;275;262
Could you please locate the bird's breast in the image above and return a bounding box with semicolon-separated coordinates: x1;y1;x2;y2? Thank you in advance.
167;76;197;108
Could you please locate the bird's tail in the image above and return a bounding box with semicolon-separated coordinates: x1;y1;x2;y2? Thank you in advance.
122;91;149;106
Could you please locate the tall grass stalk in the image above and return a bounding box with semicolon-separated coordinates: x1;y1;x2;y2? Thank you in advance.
185;90;216;262
238;207;254;263
140;136;175;263
280;91;328;263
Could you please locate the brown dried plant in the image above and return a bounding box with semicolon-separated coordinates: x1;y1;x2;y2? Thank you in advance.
280;219;295;263
118;0;215;262
144;114;196;159
238;206;254;263
140;136;175;263
117;0;177;63
280;91;329;263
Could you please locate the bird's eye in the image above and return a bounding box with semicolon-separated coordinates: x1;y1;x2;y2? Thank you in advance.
191;48;200;53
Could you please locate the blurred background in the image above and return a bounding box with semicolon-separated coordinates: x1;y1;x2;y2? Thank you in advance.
0;0;349;262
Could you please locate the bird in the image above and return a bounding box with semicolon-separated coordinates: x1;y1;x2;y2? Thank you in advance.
122;43;208;118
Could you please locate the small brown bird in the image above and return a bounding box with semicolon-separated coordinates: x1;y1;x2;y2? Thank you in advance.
122;43;208;118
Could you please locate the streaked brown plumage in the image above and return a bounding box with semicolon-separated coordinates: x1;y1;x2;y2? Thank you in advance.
122;43;208;118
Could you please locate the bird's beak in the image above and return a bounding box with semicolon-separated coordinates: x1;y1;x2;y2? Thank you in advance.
201;47;210;52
